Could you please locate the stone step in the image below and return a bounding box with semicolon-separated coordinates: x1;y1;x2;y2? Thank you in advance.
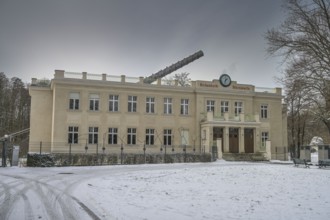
222;153;267;161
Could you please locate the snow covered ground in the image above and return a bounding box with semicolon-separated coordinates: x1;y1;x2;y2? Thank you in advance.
1;160;330;220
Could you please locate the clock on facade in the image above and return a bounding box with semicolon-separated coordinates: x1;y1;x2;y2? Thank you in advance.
219;74;231;87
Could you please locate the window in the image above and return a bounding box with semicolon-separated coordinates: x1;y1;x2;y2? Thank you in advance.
146;97;155;113
89;94;99;111
261;132;269;148
163;129;172;146
261;104;268;119
127;128;136;145
234;101;243;116
108;128;118;144
180;99;189;115
145;129;155;145
206;100;215;112
109;95;119;112
180;129;189;145
128;96;137;112
221;101;229;114
69;92;79;110
68;126;78;144
164;98;172;114
88;127;98;144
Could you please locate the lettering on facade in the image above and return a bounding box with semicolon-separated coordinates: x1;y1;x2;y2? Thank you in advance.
199;83;218;88
233;85;251;91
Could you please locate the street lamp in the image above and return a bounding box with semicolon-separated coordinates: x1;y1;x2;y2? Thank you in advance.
2;135;9;167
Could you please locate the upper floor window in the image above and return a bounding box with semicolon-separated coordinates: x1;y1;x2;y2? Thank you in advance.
69;92;79;110
88;127;98;144
180;99;189;115
145;128;155;145
128;96;137;112
163;129;172;146
89;94;99;111
68;126;78;144
221;101;229;114
146;97;155;113
109;95;119;112
234;101;243;116
127;128;137;145
206;100;215;112
108;128;118;144
261;104;268;119
164;98;172;114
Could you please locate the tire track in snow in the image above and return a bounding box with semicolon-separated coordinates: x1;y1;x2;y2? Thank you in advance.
0;173;101;220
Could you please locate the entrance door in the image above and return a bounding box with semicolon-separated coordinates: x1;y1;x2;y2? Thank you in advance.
229;128;239;153
244;128;254;153
213;127;223;152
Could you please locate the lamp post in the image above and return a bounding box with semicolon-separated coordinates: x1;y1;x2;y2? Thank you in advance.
2;135;8;167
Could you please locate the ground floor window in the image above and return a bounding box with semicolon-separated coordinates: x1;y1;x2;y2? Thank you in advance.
163;129;172;146
88;127;98;144
68;126;78;144
127;128;137;145
145;129;155;145
261;132;269;149
108;128;118;144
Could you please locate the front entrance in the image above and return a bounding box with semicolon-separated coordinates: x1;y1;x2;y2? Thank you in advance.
244;128;254;153
229;128;239;153
213;127;223;152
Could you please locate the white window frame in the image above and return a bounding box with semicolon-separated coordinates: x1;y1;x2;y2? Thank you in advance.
108;128;118;145
261;132;269;148
128;95;137;112
234;101;243;116
88;127;98;144
163;129;172;146
109;95;119;112
69;92;80;110
180;99;189;115
145;128;155;145
164;98;172;114
146;97;155;113
89;94;99;111
206;100;215;112
68;126;79;144
127;128;137;145
221;101;229;114
261;104;268;119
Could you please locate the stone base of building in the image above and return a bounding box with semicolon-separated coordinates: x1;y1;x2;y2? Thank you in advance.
222;152;268;161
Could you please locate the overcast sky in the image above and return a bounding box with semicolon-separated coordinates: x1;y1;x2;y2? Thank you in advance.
0;0;286;87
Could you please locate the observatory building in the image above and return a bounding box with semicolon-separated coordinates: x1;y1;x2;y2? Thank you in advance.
29;52;288;160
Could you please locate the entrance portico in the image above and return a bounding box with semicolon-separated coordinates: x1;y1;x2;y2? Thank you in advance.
201;112;262;155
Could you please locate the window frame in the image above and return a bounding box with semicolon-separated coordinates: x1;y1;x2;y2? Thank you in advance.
206;100;215;112
128;95;137;112
88;127;98;144
89;94;100;111
146;97;155;113
164;97;172;114
180;99;189;115
261;104;268;119
145;128;155;145
109;95;119;112
108;128;118;145
68;126;79;144
163;129;172;146
127;128;137;145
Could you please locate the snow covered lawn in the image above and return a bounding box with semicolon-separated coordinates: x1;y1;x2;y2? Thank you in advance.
1;160;330;220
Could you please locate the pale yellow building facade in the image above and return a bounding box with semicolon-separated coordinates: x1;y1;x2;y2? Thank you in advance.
29;70;288;160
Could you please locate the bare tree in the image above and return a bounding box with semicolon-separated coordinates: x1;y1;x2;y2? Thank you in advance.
266;0;330;137
163;72;191;87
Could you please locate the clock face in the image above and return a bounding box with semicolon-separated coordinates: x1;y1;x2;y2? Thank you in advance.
219;74;231;87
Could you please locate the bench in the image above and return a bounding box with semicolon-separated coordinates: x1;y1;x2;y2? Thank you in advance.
293;158;311;168
318;159;330;168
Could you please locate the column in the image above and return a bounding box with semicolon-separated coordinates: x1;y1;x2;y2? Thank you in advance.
224;127;229;153
239;127;245;153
